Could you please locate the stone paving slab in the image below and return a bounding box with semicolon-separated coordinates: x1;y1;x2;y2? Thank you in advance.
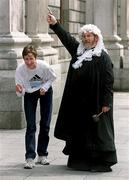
0;92;129;180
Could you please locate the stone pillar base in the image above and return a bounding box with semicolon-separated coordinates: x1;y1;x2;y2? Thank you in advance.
104;35;124;69
0;73;25;129
114;68;129;91
0;33;31;129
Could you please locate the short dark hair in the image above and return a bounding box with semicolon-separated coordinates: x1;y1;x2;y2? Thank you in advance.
22;44;37;58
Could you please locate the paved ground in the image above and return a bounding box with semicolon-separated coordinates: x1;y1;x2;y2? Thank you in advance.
0;92;129;180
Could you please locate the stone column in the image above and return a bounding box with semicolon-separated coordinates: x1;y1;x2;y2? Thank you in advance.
85;0;94;24
25;0;58;64
0;0;31;129
60;0;69;30
25;0;61;115
117;0;129;90
93;0;123;68
119;0;129;65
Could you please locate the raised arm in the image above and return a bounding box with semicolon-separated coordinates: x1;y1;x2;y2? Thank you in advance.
47;14;79;56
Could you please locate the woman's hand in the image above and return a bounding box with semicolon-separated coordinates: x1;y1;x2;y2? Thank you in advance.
16;84;23;93
40;88;46;96
47;14;57;25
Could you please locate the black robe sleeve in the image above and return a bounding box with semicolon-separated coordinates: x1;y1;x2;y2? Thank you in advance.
50;23;79;57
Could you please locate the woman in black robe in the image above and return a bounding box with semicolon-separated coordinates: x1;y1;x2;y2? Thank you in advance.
47;14;117;172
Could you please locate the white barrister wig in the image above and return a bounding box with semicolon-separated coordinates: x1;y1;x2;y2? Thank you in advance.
77;24;107;57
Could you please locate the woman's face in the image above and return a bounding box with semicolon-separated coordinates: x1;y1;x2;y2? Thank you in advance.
82;32;99;49
23;53;37;69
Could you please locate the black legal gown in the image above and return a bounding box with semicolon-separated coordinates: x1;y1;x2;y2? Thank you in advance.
50;23;117;169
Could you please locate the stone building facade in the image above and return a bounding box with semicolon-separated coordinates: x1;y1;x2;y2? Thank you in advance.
0;0;128;129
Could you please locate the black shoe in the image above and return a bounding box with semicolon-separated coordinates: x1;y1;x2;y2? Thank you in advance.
91;164;112;172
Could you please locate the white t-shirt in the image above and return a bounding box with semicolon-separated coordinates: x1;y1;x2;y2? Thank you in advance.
15;60;56;96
